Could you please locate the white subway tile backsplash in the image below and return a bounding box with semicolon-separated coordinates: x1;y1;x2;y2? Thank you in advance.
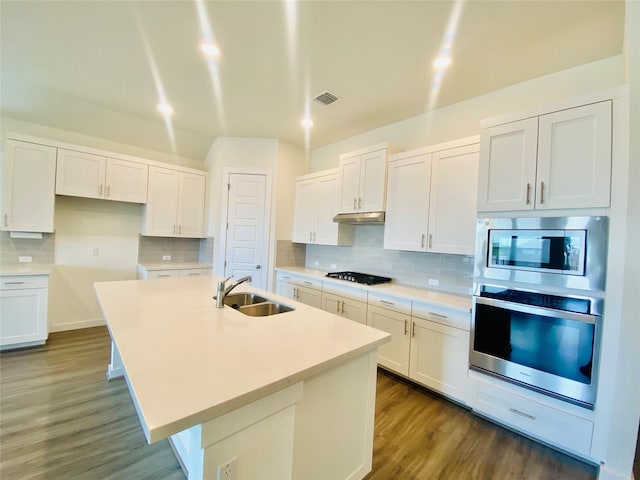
0;231;55;266
305;225;473;295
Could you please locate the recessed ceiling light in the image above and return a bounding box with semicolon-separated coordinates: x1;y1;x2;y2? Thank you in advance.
157;102;174;116
433;56;452;69
301;116;314;129
200;41;221;58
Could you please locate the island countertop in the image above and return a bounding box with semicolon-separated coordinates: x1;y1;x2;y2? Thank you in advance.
94;275;390;443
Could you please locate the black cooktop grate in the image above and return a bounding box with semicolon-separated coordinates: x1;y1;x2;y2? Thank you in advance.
325;271;392;285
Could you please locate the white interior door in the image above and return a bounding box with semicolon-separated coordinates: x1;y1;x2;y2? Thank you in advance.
224;173;268;289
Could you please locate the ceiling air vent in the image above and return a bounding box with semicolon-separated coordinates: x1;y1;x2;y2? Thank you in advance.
313;91;340;107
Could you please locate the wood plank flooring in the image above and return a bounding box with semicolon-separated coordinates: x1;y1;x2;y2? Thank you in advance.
1;327;598;479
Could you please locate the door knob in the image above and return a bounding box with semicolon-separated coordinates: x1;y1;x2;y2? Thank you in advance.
255;265;261;270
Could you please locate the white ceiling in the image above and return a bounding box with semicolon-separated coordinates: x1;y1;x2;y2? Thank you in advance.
0;1;625;160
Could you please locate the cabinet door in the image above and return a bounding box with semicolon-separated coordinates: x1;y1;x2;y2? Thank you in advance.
359;149;387;212
321;292;343;315
367;305;410;376
143;166;180;236
276;280;296;302
314;174;343;245
477;118;538;211
2;140;57;232
56;149;106;199
337;156;361;213
177;173;206;238
383;155;430;252
292;178;317;243
145;270;179;279
536;101;612;209
342;298;367;325
180;268;211;277
295;285;322;309
409;317;470;403
0;287;48;347
105;158;148;203
428;144;479;255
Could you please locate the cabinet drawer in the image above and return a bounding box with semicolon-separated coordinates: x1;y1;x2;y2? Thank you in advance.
473;378;593;456
276;273;322;290
322;281;367;302
146;270;179;279
367;292;411;315
180;268;210;277
0;275;49;290
411;301;470;331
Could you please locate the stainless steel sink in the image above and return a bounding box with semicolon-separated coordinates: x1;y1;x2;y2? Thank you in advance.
223;292;269;308
237;302;294;316
222;292;294;316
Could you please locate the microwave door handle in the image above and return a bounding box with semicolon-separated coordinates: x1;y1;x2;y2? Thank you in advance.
474;296;598;325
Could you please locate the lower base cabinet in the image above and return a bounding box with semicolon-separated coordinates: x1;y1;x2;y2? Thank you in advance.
0;275;49;350
367;304;411;375
275;272;322;309
137;266;211;279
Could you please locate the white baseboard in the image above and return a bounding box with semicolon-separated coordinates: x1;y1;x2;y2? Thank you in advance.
48;317;105;333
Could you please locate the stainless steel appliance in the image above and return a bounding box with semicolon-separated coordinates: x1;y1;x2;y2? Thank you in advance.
471;216;609;409
325;271;392;285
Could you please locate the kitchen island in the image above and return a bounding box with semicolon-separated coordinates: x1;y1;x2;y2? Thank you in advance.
94;275;390;480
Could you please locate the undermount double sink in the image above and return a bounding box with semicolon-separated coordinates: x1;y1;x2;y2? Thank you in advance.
223;292;294;316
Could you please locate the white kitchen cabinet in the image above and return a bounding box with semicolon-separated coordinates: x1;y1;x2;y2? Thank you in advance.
409;302;470;404
478;100;612;211
321;281;368;325
56;149;148;203
337;144;391;213
384;139;479;255
137;267;211;280
275;272;322;309
142;166;207;238
2;139;57;232
366;293;412;376
292;170;354;246
383;153;431;252
0;275;48;349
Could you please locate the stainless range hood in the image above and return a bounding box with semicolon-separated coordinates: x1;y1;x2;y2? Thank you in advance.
333;211;385;224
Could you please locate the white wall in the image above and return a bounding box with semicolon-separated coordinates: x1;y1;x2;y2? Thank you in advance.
310;55;625;171
274;141;308;241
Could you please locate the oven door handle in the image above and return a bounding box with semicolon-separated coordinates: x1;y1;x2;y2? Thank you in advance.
474;296;598;325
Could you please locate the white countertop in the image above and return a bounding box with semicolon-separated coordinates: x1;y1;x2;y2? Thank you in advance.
94;275;390;444
137;262;212;271
0;264;54;276
275;266;472;313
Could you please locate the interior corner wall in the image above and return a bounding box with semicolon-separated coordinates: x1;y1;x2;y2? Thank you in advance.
309;55;625;171
274;140;308;241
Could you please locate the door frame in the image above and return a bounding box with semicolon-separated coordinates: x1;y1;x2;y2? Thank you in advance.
217;167;273;290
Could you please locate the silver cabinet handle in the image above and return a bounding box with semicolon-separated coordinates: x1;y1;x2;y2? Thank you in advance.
173;225;176;235
341;300;345;315
412;321;416;338
4;213;7;227
106;185;111;197
178;225;182;235
429;312;448;319
404;319;408;335
540;182;545;204
158;274;171;278
428;234;433;249
353;198;357;210
313;232;316;242
526;183;531;205
309;232;313;241
379;300;395;306
421;234;425;248
99;184;103;196
303;281;313;285
509;408;536;421
336;300;341;313
358;197;362;209
4;281;25;285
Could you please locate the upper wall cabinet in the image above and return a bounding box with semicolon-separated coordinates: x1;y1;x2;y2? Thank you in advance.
142;166;207;238
56;149;148;203
384;139;479;255
292;169;354;246
2;139;57;233
477;100;612;212
337;144;394;214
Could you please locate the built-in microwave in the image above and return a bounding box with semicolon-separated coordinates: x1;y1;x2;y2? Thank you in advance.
474;216;608;293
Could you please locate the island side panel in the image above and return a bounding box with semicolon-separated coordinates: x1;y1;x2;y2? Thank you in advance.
292;350;379;480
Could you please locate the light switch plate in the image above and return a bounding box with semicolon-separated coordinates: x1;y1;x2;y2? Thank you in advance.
18;256;32;263
163;255;171;261
428;278;439;286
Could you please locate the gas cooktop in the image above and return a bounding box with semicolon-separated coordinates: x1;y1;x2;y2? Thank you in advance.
325;271;392;285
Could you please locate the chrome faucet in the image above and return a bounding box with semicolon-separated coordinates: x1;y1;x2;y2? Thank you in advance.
215;275;252;308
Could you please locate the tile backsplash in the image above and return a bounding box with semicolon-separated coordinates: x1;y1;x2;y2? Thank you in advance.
0;231;55;265
276;240;306;268
305;225;473;294
137;236;202;263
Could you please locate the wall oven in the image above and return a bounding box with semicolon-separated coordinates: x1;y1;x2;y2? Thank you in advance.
471;216;608;409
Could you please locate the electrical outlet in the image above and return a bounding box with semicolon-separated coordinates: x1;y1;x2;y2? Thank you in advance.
90;248;99;256
18;256;32;263
162;255;171;261
216;456;237;480
313;260;320;266
330;263;337;269
428;278;439;286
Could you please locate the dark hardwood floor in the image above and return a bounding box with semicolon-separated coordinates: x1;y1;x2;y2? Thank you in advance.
1;327;599;479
